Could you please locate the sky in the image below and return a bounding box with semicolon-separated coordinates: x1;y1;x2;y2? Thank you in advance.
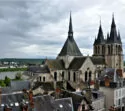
0;0;125;58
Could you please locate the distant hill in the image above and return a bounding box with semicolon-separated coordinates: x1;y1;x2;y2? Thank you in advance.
0;58;45;65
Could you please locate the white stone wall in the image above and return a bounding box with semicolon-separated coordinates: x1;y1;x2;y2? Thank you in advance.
80;57;96;81
114;87;125;108
100;87;114;111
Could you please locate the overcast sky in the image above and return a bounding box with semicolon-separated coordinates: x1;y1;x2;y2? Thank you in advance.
0;0;125;58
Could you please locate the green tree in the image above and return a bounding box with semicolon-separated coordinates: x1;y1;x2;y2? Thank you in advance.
0;80;6;87
4;76;11;86
15;72;22;80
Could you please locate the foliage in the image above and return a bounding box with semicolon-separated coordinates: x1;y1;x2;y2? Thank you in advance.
15;72;22;80
0;67;27;72
0;80;6;87
4;76;11;86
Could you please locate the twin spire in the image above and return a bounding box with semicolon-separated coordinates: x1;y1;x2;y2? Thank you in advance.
94;14;122;45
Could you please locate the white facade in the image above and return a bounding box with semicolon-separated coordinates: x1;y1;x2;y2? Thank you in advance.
100;86;125;110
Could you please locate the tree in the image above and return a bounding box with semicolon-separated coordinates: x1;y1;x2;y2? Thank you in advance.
15;72;22;80
0;80;6;87
4;76;11;86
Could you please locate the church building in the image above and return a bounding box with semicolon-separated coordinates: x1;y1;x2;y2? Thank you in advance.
27;13;123;90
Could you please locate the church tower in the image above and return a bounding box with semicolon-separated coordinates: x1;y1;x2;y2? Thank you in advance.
93;15;123;70
57;13;82;68
93;21;105;56
105;15;123;69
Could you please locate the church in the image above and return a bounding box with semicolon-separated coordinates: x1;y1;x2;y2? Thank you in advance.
27;13;123;89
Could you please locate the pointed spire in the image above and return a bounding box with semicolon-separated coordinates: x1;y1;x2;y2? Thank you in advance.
109;13;118;43
111;13;116;28
68;11;73;38
95;20;105;44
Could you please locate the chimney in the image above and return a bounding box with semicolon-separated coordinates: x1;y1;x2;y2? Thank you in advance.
94;79;100;90
28;91;34;109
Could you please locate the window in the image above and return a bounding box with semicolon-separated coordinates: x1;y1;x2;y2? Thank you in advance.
43;77;45;82
68;72;70;81
73;72;76;82
118;99;121;105
40;76;41;81
54;72;57;81
89;71;92;81
62;71;64;80
85;71;87;81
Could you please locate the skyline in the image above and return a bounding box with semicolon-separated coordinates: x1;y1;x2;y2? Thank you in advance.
0;0;125;58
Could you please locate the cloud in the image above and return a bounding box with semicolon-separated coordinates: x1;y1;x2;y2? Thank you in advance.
0;0;125;58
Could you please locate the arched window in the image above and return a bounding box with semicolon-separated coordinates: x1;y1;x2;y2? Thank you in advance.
54;72;57;81
85;71;87;81
43;77;45;82
73;72;76;82
89;71;92;81
116;45;118;54
40;76;41;82
118;45;121;54
98;46;100;54
102;45;105;55
68;72;70;81
62;71;64;80
108;45;110;54
111;45;113;54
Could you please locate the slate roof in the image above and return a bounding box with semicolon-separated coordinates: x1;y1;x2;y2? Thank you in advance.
1;80;31;93
90;56;105;65
27;65;50;73
58;14;82;57
10;80;31;91
33;95;73;111
33;82;54;91
46;59;65;70
58;37;83;56
94;24;105;45
61;90;87;111
0;92;28;111
69;57;87;70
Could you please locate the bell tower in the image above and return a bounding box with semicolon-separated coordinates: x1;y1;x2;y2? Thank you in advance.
105;14;123;69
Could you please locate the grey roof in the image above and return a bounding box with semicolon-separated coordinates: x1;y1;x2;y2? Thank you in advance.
33;82;54;91
46;59;65;70
0;93;26;111
58;14;82;57
90;56;105;65
69;57;87;70
94;24;105;45
27;65;50;73
10;80;31;92
58;37;82;56
1;80;31;94
33;95;73;111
